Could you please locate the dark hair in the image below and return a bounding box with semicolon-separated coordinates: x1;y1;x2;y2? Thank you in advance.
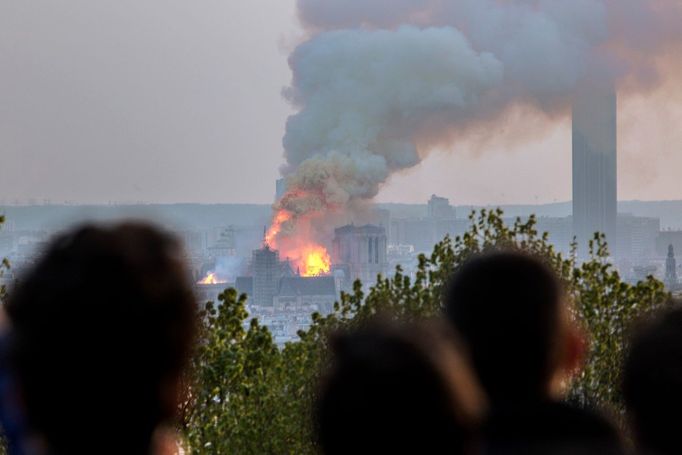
5;223;197;454
444;251;563;405
623;304;682;455
315;320;485;455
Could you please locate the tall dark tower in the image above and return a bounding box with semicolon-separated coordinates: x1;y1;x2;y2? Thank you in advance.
572;86;617;256
666;244;678;290
252;245;280;307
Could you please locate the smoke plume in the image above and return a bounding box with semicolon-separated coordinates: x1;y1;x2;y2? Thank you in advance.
272;0;682;246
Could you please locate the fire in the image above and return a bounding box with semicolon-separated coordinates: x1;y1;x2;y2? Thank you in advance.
265;210;293;247
266;205;331;277
198;272;225;285
301;246;331;277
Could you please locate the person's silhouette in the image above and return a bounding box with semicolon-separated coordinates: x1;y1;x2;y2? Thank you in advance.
624;305;682;455
315;320;486;455
444;252;623;454
3;223;197;455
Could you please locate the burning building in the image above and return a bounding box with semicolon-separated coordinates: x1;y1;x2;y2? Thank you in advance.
196;226;246;286
332;224;388;287
261;0;681;273
264;207;332;279
235;244;337;309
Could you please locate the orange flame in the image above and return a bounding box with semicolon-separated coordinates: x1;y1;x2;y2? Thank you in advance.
301;245;332;277
266;206;331;277
265;210;293;247
198;272;226;285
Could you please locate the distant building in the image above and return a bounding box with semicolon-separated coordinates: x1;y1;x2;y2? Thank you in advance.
665;245;679;290
252;246;281;307
333;224;388;286
616;215;660;260
237;249;330;308
273;276;337;314
389;217;469;253
428;195;456;220
208;226;236;258
657;231;682;257
388;195;464;253
572;86;617;256
390;218;429;252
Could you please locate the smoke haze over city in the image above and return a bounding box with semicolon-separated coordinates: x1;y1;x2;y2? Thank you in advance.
0;0;681;207
3;5;682;453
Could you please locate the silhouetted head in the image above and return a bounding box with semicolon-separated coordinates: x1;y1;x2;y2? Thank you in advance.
444;251;583;407
624;304;682;455
315;320;486;455
5;223;197;454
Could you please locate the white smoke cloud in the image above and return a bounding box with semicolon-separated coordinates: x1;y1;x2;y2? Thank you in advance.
295;0;681;90
278;26;502;217
273;0;681;243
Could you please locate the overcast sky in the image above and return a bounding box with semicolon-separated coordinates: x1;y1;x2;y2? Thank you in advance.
1;1;680;206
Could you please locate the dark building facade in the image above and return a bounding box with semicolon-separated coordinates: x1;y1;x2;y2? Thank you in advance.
252;245;280;307
274;276;337;314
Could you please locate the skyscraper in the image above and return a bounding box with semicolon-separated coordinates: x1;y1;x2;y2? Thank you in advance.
427;194;455;220
572;86;617;255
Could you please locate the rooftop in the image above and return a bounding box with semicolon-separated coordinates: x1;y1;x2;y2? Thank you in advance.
278;276;337;297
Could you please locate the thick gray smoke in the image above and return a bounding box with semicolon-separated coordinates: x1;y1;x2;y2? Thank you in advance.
273;0;682;243
282;27;502;211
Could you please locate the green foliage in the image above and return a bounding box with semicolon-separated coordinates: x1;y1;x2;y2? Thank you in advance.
183;289;316;454
569;238;669;408
184;210;670;453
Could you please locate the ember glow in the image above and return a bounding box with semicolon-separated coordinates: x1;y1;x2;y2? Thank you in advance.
301;245;332;277
264;210;293;247
265;207;332;277
198;272;226;285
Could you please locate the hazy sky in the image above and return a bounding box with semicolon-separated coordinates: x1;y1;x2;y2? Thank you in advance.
1;1;680;206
